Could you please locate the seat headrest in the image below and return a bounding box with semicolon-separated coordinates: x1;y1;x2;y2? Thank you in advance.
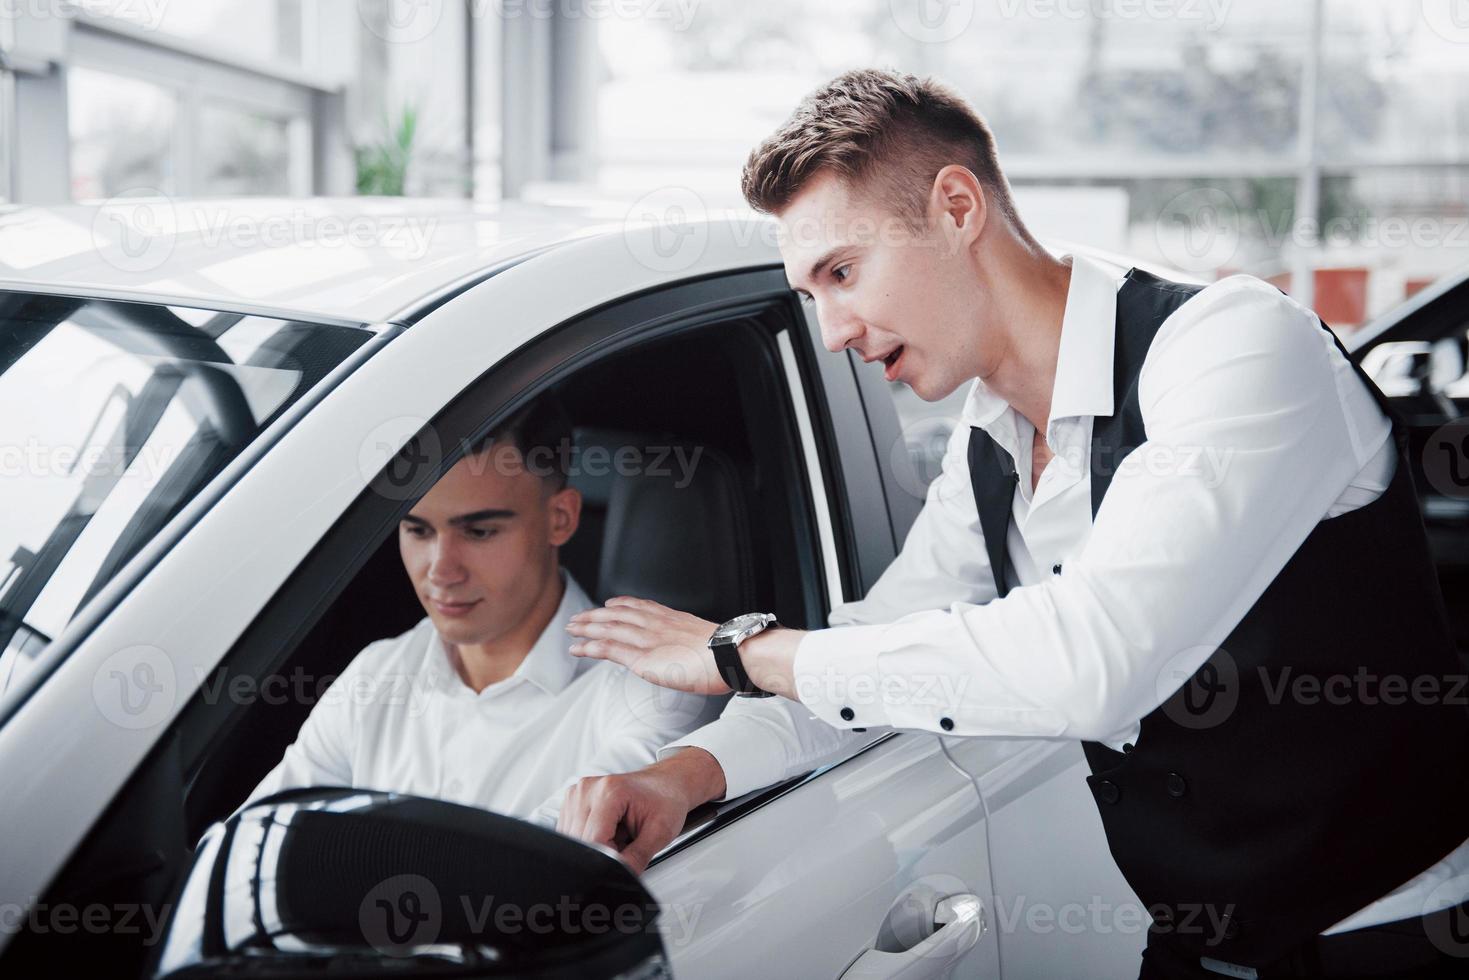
572;428;755;624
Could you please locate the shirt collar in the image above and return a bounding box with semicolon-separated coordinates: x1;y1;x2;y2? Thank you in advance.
428;570;596;697
960;253;1122;432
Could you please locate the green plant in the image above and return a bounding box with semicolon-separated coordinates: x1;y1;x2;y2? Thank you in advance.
354;104;419;196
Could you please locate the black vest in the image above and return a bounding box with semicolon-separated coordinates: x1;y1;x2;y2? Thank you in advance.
968;268;1469;966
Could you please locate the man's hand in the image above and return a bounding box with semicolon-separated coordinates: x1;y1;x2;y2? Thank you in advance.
556;748;728;874
567;596;804;697
566;597;729;694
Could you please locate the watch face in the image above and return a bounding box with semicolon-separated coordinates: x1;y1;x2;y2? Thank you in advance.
714;612;768;641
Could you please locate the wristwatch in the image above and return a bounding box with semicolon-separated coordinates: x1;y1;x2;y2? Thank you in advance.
709;612;779;697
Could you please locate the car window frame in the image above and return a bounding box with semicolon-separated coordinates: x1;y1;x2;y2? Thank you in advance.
169;268;850;798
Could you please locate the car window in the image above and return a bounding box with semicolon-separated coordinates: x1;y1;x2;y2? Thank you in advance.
175;282;847;835
0;292;375;698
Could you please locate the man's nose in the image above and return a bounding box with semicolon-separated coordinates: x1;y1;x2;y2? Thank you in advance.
815;300;863;354
426;541;466;586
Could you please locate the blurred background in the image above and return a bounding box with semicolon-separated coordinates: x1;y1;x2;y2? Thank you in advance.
1;0;1466;330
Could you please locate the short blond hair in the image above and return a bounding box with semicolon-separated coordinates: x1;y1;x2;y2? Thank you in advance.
741;68;1025;234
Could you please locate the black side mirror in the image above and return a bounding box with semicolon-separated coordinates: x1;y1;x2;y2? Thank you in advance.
149;788;667;978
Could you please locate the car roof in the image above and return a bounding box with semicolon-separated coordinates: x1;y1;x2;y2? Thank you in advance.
0;196;649;325
0;195;1210;327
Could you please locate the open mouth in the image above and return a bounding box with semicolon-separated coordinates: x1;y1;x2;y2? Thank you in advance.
882;345;905;381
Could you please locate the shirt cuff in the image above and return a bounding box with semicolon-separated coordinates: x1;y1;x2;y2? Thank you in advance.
793;624;893;730
659;714;797;802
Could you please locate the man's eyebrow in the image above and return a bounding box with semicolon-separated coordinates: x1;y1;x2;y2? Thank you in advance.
789;245;847;296
448;509;516;525
400;509;516;527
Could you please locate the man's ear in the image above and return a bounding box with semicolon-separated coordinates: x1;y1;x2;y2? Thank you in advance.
929;164;988;253
546;485;582;547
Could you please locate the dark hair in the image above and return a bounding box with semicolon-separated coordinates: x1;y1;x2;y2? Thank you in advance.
741;68;1026;234
465;391;573;489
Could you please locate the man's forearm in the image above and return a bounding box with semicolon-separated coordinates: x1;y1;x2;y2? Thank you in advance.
740;626;804;699
661;745;729;806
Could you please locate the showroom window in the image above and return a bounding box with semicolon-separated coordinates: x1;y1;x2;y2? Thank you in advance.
98;0;311;69
64;18;318;201
67;66;179;200
199;102;296;196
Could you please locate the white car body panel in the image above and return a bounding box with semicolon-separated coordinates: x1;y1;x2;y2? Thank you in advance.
647;734;1002;979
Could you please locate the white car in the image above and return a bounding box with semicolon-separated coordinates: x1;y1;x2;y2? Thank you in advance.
7;195;1391;979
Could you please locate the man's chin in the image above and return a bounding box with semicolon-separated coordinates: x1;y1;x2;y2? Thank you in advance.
426;613;490;645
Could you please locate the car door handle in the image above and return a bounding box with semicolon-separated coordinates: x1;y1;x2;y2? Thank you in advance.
839;894;986;980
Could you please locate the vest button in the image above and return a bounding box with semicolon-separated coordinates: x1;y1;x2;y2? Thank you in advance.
939;716;955;731
1122;742;1135;754
1166;772;1188;798
1096;780;1121;804
840;707;855;721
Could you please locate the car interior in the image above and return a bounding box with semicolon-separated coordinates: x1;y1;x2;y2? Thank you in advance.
179;314;831;840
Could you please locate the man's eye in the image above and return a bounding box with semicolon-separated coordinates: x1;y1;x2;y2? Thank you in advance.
466;527;499;541
402;524;429;537
833;264;851;283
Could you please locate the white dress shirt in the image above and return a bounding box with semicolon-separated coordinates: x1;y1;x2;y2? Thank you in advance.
666;255;1469;934
245;572;718;827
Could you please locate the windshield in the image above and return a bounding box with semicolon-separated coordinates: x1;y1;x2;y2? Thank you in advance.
0;292;375;697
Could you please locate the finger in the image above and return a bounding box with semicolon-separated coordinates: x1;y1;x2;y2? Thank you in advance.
583;791;629;850
619;820;675;875
605;596;666;613
557;783;588;839
566;607;656;633
568;638;639;666
568;619;661;649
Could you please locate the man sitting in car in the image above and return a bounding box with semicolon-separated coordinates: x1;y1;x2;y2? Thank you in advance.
242;393;715;826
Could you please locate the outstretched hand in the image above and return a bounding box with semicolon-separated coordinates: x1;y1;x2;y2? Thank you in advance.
566;597;731;695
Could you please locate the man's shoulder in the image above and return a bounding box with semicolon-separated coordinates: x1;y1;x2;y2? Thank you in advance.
1168;272;1310;326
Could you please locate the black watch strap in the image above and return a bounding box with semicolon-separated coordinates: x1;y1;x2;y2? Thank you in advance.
711;638;775;697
